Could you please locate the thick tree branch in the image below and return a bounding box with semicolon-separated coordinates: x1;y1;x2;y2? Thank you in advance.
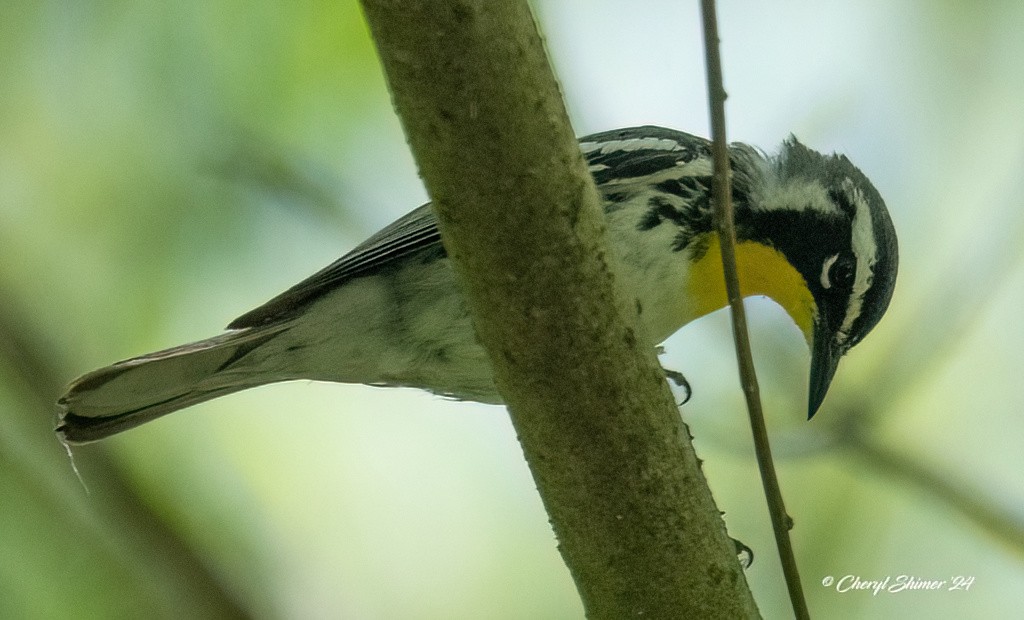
358;1;757;616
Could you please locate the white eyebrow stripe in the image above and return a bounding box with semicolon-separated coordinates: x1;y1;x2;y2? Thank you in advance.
838;178;878;341
757;178;837;218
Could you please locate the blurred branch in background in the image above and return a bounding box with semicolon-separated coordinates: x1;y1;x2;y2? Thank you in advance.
207;129;347;225
846;197;1024;427
0;293;253;618
846;425;1024;560
822;188;1024;555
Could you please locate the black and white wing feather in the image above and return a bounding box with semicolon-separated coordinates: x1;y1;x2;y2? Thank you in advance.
229;126;710;329
580;126;711;185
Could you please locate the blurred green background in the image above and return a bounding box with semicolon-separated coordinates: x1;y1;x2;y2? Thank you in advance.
2;0;1023;618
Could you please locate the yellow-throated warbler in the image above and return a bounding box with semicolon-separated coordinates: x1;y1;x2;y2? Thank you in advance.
57;126;898;443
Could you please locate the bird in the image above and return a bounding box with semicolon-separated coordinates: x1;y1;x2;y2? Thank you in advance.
56;126;898;444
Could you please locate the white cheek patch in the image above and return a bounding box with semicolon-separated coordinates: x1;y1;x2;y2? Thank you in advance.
820;253;839;289
838;179;878;342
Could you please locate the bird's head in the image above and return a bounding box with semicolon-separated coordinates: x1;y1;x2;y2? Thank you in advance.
741;138;899;417
582;126;897;418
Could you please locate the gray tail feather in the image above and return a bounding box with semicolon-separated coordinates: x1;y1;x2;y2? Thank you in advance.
56;326;288;444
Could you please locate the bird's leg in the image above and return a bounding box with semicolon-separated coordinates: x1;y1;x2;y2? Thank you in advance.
662;367;691;405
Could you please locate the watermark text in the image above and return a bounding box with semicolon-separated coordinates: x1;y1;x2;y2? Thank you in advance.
820;574;974;595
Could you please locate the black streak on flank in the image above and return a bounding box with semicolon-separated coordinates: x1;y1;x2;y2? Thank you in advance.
637;190;716;256
637;195;685;231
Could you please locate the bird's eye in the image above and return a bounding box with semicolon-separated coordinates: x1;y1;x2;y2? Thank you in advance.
821;252;855;290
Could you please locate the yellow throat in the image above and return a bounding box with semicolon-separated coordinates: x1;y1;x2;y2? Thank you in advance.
685;235;817;344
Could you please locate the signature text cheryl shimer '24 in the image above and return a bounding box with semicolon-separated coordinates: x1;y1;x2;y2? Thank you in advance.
820;574;975;595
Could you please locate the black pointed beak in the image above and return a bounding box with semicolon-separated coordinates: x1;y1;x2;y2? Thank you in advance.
808;323;842;419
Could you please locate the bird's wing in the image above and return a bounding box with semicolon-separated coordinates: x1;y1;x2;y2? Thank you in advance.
228;126;710;329
227;203;443;328
579;126;711;185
